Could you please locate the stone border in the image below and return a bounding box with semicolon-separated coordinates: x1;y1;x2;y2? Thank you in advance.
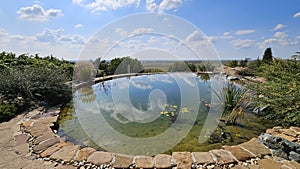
16;107;300;169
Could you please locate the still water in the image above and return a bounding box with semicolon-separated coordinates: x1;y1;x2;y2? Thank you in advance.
58;73;272;155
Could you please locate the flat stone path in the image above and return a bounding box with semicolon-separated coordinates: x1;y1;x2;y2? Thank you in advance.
0;107;300;168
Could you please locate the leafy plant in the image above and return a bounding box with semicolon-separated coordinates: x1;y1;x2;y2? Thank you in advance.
253;58;300;126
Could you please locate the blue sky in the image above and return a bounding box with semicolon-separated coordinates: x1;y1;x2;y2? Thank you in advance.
0;0;300;60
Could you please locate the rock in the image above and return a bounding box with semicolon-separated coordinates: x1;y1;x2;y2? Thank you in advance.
290;127;300;135
14;134;30;146
113;154;133;168
252;105;269;115
209;149;237;165
289;151;300;163
172;152;192;169
87;151;113;166
134;155;154;169
239;138;271;158
33;116;58;126
192;152;215;165
272;133;297;142
223;146;255;161
154;154;173;168
231;164;248;169
32;138;60;153
21;120;34;128
134;156;154;168
55;164;77;169
258;158;282;169
280;129;298;137
273;126;283;132
74;147;96;162
259;133;300;162
50;145;80;162
227;76;240;81
40;142;68;157
33;132;56;145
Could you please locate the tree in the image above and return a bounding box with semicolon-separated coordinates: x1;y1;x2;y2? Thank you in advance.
262;47;273;63
187;62;197;72
227;60;238;67
107;57;143;75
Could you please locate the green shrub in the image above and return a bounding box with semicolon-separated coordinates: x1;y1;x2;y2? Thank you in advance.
253;58;300;126
0;104;17;122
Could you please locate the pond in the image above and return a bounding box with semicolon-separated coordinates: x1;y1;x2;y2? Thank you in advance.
58;73;273;155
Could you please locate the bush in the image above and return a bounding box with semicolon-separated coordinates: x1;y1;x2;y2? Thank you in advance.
198;62;215;72
0;104;17;121
0;65;72;107
253;59;300;126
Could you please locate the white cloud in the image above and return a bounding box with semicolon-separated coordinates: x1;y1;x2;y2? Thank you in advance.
272;24;287;31
146;0;158;12
72;0;141;13
0;28;8;37
158;0;183;12
235;29;255;35
273;32;288;39
36;28;64;42
185;30;205;42
115;28;127;37
296;35;300;39
293;12;300;18
259;32;298;49
130;27;154;35
36;28;85;44
17;4;63;21
231;39;257;49
75;24;83;28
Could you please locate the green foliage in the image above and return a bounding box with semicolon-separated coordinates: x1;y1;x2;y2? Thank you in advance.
187;62;197;72
198;62;215;72
0;66;71;106
168;62;193;72
253;58;300;126
99;57;143;75
214;83;251;125
0;104;17;121
73;61;96;82
227;60;238;68
262;47;273;63
0;51;73;121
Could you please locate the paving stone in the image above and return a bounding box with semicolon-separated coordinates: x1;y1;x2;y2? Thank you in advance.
172;152;192;169
32;138;60;153
33;116;58;126
21;120;34;127
280;129;298;137
231;165;248;169
290;127;300;135
50;145;80;162
87;151;113;166
209;149;237;165
239;138;271;158
258;158;282;169
40;142;68;157
33;132;56;145
14;134;30;146
273;126;283;132
272;133;297;142
25;126;53;137
283;160;300;169
74;147;96;162
154;154;173;168
192;152;215;165
223;146;255;161
248;164;259;169
135;155;154;169
55;164;77;169
113;154;133;168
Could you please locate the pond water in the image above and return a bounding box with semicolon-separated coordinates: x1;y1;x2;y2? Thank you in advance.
58;73;273;155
